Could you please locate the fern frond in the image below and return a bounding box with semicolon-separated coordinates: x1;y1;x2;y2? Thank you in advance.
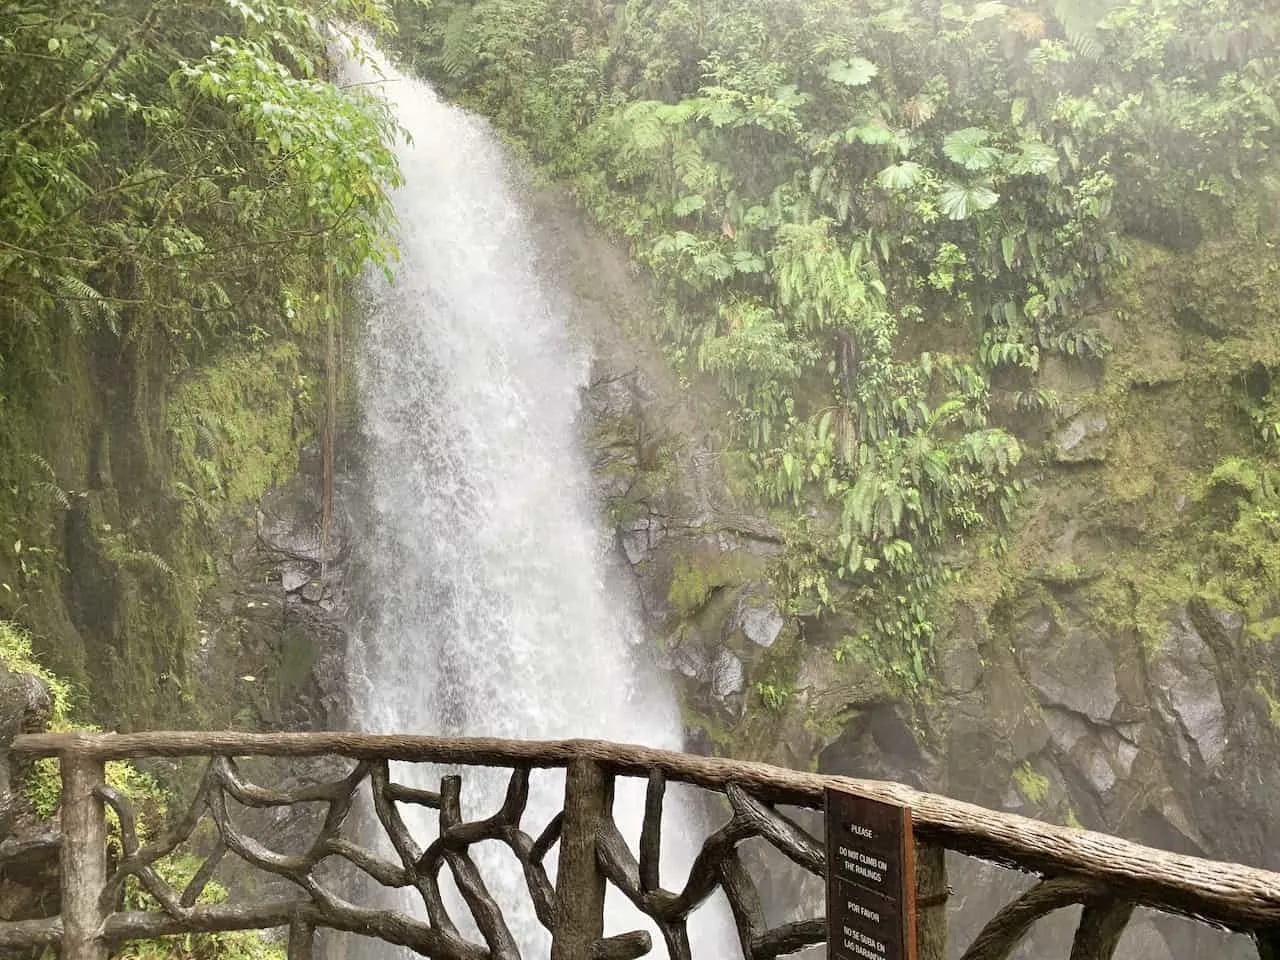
23;454;72;509
440;8;478;79
53;274;119;333
126;549;176;580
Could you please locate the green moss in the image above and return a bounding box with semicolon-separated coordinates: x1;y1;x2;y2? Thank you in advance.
0;620;71;720
1255;682;1280;730
169;343;309;507
1246;617;1280;645
1012;761;1050;805
666;549;766;619
668;556;713;617
954;197;1280;659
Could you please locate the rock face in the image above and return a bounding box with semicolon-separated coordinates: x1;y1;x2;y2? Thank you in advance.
195;443;354;734
546;188;1280;960
0;664;58;924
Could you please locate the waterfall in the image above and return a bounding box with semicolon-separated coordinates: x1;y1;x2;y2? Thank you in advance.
341;46;732;958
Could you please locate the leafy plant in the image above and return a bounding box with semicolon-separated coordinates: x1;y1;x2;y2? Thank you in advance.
383;0;1280;696
0;0;404;726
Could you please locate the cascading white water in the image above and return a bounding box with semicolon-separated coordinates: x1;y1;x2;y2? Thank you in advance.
341;47;732;958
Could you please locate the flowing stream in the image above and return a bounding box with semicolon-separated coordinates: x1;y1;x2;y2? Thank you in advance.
341;46;731;958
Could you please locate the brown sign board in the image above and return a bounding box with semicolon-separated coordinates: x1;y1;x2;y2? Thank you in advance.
825;787;916;960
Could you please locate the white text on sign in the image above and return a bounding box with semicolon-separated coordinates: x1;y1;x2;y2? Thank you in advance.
842;925;888;958
840;844;889;885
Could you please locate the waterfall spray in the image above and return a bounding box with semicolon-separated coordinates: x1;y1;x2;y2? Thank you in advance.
340;44;733;958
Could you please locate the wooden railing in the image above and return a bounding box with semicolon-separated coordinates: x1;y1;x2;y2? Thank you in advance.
1;732;1279;960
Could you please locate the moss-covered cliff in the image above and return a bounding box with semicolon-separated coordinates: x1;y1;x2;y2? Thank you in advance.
0;1;401;733
0;327;322;729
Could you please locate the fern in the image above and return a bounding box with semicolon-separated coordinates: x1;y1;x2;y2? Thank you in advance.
440;8;478;79
1050;0;1119;61
126;550;177;580
23;454;72;509
53;274;119;333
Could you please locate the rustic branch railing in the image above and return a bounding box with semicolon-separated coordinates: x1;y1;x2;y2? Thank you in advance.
2;731;1279;960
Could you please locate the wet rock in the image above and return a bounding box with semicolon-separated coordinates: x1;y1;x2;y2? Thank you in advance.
0;666;51;743
197;444;354;734
734;586;784;648
710;649;745;700
1044;706;1091;753
621;514;666;565
1102;727;1139;777
584;368;640;423
281;567;309;593
256;473;343;567
936;605;984;694
669;642;706;680
0;664;52;834
1018;610;1119;722
1070;734;1119;795
1052;404;1109;463
820;702;935;789
944;702;1048;802
1150;609;1226;770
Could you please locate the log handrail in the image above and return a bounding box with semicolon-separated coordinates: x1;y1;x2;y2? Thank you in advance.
13;730;1280;932
6;730;1280;960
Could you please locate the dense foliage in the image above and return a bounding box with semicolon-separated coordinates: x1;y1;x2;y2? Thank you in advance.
390;0;1280;689
0;0;403;715
0;621;284;959
1;0;401;371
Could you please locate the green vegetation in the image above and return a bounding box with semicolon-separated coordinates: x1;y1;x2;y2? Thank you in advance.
0;621;283;960
386;0;1280;692
0;0;404;728
116;853;285;960
1012;760;1051;805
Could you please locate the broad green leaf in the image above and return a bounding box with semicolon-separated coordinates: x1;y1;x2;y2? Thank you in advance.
825;57;879;87
846;122;895;145
1010;140;1059;176
942;127;1003;171
818;410;833;445
672;195;706;216
972;1;1009;20
940;181;999;219
1001;235;1016;269
876;161;925;190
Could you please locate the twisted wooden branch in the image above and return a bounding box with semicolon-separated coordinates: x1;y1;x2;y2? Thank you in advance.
596;781;828;960
10;731;1280;960
959;875;1103;960
591;931;652;960
433;775;519;960
370;760;463;937
1068;899;1135;960
20;731;1274;930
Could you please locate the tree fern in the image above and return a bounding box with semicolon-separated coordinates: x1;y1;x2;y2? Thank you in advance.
440;7;478;79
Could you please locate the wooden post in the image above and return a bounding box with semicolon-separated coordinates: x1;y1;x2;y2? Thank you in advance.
288;918;315;960
914;842;947;960
60;749;108;960
551;758;613;960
